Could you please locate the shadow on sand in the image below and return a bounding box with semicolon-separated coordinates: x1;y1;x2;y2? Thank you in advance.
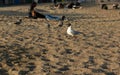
0;10;28;16
0;9;50;17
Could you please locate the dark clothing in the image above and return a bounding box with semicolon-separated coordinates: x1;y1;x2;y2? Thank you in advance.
30;2;37;10
34;11;46;18
28;10;46;19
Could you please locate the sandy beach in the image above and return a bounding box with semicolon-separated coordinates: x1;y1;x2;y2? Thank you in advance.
0;3;120;75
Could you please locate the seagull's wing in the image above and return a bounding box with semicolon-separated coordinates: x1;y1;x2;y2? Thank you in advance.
72;30;80;35
14;19;22;25
58;21;63;27
14;21;20;24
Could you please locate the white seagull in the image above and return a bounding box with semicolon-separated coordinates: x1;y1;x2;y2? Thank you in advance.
67;23;80;36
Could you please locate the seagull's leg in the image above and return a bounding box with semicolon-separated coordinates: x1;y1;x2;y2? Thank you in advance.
45;19;51;41
45;19;51;31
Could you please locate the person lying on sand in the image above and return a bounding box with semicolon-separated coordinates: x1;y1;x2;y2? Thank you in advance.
28;2;65;21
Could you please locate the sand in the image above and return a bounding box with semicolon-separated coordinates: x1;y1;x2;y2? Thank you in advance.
0;3;120;75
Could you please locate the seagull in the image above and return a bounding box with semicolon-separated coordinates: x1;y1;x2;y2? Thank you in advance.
14;19;22;25
67;23;80;36
58;21;63;27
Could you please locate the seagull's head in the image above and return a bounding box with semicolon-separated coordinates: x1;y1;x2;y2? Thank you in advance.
61;16;66;21
67;23;71;27
19;19;22;22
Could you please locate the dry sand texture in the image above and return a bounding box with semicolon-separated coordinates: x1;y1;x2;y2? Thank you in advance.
0;3;120;75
